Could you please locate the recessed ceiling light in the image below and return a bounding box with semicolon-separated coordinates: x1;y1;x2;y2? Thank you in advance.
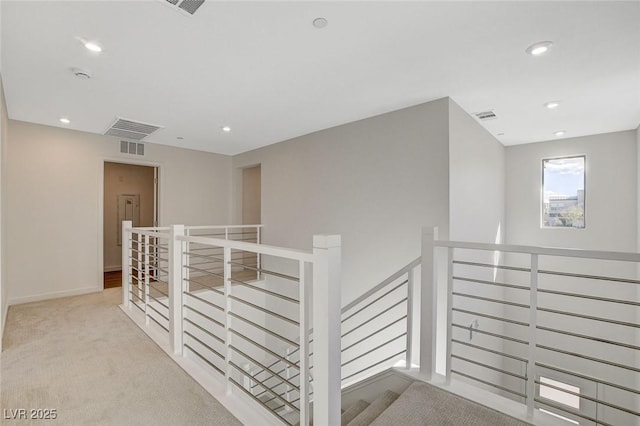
554;130;566;137
313;18;328;29
222;126;231;133
59;117;70;124
525;41;553;56
544;101;561;109
84;41;103;53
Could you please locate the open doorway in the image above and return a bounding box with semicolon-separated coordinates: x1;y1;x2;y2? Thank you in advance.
241;165;261;275
242;165;261;225
103;162;158;288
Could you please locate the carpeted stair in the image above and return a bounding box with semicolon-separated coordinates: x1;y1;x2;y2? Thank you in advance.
341;381;530;426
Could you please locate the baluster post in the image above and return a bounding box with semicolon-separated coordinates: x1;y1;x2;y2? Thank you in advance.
224;245;233;394
121;220;133;308
169;224;185;354
144;234;150;325
312;235;341;426
406;268;414;369
299;260;311;425
420;227;438;379
526;254;539;416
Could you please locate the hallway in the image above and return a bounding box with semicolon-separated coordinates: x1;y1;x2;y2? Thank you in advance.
1;289;241;425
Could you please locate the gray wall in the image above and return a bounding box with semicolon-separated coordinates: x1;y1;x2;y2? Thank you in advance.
6;120;232;304
505;131;638;423
232;98;451;306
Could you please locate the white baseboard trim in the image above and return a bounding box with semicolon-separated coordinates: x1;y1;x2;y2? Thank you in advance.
104;266;122;273
1;299;8;352
8;286;101;306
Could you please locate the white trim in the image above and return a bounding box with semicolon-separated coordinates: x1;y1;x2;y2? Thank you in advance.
9;286;101;306
434;239;640;262
98;157;163;291
1;297;8;348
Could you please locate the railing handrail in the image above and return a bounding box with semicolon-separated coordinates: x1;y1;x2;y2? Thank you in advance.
186;224;264;230
341;256;421;314
177;234;314;263
435;239;640;262
129;227;171;237
133;226;171;231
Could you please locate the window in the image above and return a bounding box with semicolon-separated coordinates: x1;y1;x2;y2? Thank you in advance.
538;376;581;424
539;376;580;409
542;156;585;228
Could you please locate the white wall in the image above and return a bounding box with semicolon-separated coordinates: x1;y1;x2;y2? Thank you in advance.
448;98;505;243
505;130;636;251
446;98;507;389
232;98;451;306
0;74;8;347
6;120;232;304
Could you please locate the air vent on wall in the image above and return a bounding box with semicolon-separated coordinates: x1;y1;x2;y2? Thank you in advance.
105;117;162;141
474;110;498;121
120;140;145;156
164;0;205;16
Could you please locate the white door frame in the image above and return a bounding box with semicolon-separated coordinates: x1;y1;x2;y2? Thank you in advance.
97;157;163;290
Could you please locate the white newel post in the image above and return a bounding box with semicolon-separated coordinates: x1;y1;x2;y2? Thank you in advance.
420;227;438;380
122;220;133;308
313;235;341;426
299;260;311;426
169;224;185;355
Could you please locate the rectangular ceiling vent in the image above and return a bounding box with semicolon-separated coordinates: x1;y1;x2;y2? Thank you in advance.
474;110;498;121
163;0;205;16
120;141;145;156
105;117;162;141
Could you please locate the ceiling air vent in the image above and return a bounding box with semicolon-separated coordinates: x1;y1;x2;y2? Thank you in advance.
163;0;205;16
120;141;145;156
474;110;498;121
105;117;162;141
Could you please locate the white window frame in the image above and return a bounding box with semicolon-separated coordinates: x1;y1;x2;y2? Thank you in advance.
541;155;586;229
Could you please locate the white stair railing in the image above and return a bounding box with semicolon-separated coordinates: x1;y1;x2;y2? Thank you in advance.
121;221;341;426
339;257;420;386
426;230;640;425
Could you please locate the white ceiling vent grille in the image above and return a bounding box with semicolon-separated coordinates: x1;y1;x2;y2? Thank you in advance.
163;0;205;16
474;110;498;121
105;118;162;141
120;141;145;156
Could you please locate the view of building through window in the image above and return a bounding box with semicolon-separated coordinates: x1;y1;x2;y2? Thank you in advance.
542;156;585;228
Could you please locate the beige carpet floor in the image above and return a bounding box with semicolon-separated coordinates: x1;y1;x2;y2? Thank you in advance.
1;289;241;425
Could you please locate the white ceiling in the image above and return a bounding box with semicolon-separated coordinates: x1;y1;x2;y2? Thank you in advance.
1;1;639;155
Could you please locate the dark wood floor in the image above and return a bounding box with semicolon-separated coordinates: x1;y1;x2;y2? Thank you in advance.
104;271;122;289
